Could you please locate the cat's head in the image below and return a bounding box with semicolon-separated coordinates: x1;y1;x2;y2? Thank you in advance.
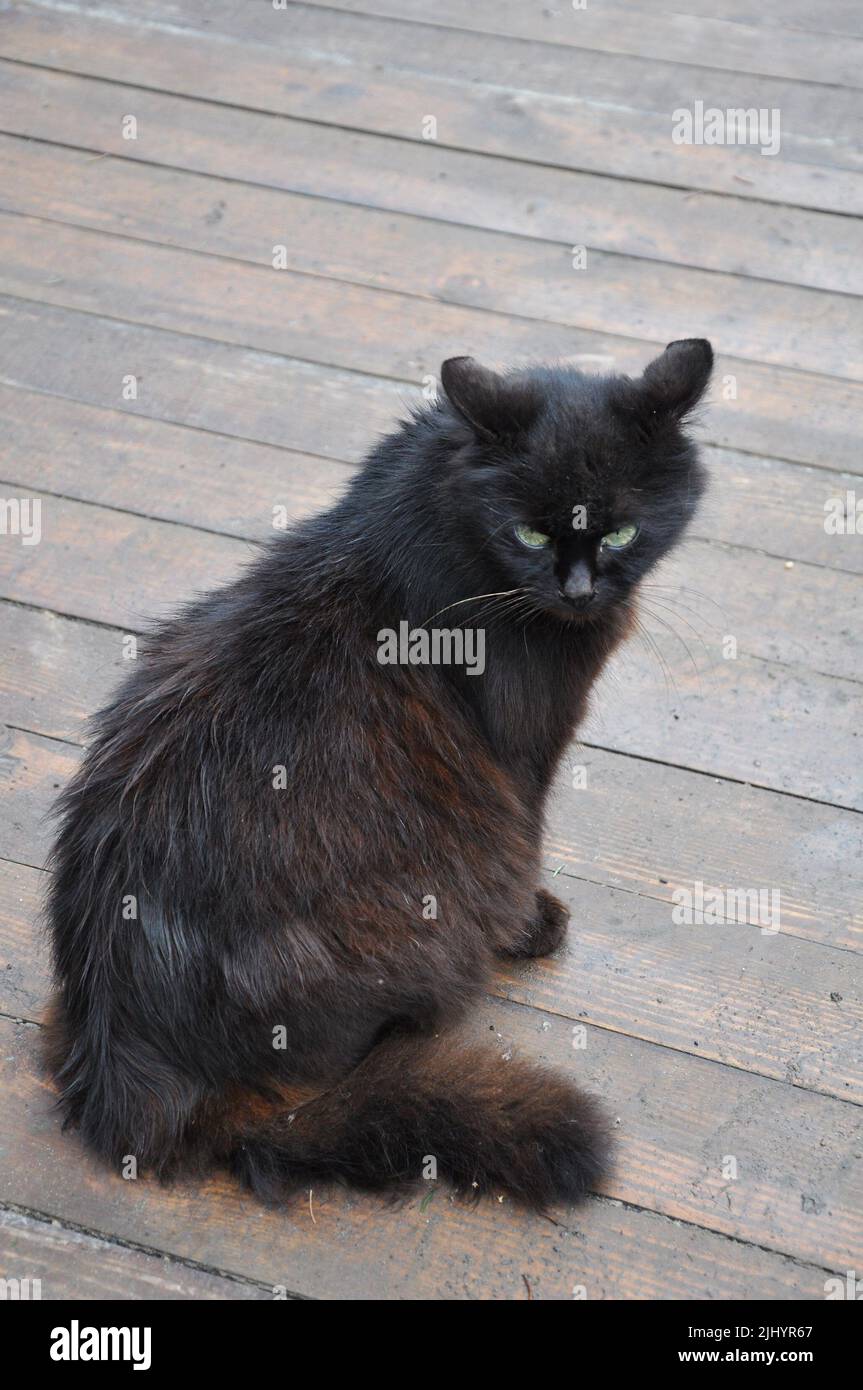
439;341;712;623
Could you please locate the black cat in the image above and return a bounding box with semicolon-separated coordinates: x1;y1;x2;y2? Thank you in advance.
45;340;712;1208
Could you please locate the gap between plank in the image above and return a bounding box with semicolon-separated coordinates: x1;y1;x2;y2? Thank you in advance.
0;1199;306;1299
0;352;854;481
1;55;860;219
282;0;863;91
4;138;863;302
4;210;862;392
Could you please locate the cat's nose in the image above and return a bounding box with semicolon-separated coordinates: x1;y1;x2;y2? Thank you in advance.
562;562;595;609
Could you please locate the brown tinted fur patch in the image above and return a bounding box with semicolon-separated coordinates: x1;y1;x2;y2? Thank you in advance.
43;348;710;1204
40;992;68;1086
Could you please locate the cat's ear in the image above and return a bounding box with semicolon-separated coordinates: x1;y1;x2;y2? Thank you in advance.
440;357;538;441
639;339;713;420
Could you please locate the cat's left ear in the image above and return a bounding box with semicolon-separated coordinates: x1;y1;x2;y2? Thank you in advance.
440;357;539;442
639;339;713;420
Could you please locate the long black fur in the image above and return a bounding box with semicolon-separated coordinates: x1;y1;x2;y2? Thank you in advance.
45;341;712;1207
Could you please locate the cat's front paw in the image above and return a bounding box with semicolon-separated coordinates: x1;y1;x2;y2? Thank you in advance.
507;888;569;959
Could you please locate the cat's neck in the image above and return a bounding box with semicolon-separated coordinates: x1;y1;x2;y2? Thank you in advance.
323;424;631;799
451;606;628;805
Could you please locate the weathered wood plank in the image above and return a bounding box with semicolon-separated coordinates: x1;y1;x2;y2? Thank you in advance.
529;873;861;1102
295;0;863;85
0;1209;272;1300
0;1010;850;1289
2;711;859;955
4;125;861;298
3;208;861;384
0;598;131;748
0;47;858;223
610;0;863;38
0;389;350;539
0;728;79;868
60;0;863;45
2;488;858;685
1;295;860;482
544;748;862;951
113;0;861;146
0;297;407;462
694;450;863;573
2;387;860;574
591;650;862;809
0;490;251;630
9;0;859;206
0;856;45;1018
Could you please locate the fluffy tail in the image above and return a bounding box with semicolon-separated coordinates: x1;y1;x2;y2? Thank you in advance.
230;1031;611;1209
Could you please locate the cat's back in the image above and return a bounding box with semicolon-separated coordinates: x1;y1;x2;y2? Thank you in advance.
52;531;534;930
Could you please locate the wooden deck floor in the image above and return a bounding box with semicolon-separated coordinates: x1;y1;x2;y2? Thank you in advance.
0;0;861;1301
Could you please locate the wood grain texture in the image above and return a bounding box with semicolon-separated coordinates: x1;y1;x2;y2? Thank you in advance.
39;0;863;42
4;126;862;297
543;750;862;952
0;297;407;463
590;650;862;809
0;600;121;772
606;0;863;38
0;49;858;232
0;491;251;630
2;293;859;477
528;872;862;1103
5;1;859;211
1;0;859;1300
0;727;80;868
3;208;861;384
294;0;863;85
0;856;45;1019
0;1209;273;1300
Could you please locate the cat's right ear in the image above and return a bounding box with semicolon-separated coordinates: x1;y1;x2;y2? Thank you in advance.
639;339;714;421
440;357;538;442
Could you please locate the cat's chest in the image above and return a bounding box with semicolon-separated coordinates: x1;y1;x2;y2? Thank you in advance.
468;644;593;791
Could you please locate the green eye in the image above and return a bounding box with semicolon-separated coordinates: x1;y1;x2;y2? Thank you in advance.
600;523;638;550
514;524;551;549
